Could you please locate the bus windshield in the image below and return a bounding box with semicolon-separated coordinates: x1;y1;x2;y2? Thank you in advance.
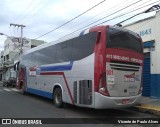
107;27;143;54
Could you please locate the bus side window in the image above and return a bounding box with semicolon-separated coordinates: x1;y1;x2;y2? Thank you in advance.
72;32;97;61
56;41;72;63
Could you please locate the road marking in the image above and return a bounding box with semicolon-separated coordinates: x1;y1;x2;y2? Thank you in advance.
10;88;19;91
3;88;11;91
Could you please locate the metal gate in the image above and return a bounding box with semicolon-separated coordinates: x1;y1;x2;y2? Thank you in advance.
142;52;151;96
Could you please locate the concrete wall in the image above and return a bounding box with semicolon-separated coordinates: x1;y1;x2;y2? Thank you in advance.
31;39;46;46
0;37;46;81
4;37;31;56
124;11;160;74
151;11;160;75
124;11;160;98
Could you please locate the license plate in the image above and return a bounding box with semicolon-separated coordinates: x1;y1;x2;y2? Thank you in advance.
122;99;129;104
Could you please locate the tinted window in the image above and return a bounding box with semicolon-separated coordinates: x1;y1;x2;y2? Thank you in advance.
107;28;142;54
21;32;97;67
72;32;97;61
21;53;34;67
35;46;56;66
56;41;72;63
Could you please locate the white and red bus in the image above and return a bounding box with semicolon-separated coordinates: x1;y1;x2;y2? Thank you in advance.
16;25;143;109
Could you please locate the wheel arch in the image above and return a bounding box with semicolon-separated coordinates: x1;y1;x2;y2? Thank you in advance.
53;83;64;100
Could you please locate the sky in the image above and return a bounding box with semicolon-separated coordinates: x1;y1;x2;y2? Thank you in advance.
0;0;158;51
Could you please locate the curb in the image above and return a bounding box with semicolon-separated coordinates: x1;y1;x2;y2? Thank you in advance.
135;104;160;116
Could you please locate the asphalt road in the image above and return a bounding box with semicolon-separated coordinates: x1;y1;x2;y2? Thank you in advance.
0;84;159;127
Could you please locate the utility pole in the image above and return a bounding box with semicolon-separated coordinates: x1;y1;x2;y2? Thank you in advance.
10;23;26;55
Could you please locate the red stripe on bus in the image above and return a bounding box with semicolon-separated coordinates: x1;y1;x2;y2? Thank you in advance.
40;72;74;105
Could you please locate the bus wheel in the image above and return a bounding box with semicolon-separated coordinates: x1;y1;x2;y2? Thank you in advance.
53;88;63;108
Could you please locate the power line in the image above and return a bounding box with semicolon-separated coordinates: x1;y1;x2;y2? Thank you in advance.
46;0;144;42
13;0;36;23
48;0;133;41
64;0;130;29
144;4;160;12
34;0;107;39
115;3;160;25
60;0;160;40
58;0;154;40
19;0;44;23
59;0;144;39
22;0;52;24
99;1;159;25
57;1;159;42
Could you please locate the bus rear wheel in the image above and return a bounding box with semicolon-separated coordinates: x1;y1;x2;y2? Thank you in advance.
53;88;63;108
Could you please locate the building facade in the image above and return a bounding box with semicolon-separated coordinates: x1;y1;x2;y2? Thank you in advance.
0;51;4;81
124;11;160;98
0;37;46;81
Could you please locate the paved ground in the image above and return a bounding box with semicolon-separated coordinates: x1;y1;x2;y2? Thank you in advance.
0;84;159;127
134;96;160;116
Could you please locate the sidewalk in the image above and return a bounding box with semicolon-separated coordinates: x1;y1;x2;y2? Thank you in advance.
135;96;160;116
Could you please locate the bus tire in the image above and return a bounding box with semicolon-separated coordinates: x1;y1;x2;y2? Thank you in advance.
53;88;63;108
